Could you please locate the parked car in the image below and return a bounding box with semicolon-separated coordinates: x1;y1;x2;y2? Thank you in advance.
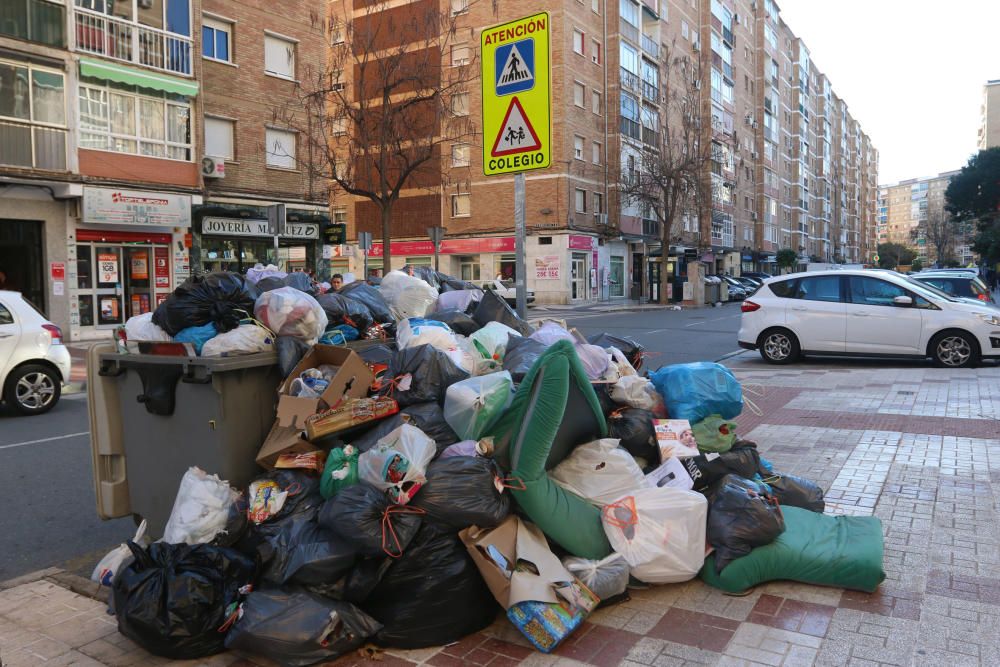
0;291;71;415
483;278;535;306
717;275;748;300
910;271;994;304
737;270;1000;368
734;276;762;293
741;271;773;281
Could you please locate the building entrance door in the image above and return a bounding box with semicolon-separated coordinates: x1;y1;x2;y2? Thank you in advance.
571;253;587;301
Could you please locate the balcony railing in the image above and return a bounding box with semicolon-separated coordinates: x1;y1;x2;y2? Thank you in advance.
620;68;640;93
641;80;658;101
641;34;659;58
641;126;659;146
74;7;192;76
0;120;67;171
620;117;641;141
620;18;639;44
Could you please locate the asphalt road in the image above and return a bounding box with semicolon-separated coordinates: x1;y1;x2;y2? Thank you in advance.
0;306;744;583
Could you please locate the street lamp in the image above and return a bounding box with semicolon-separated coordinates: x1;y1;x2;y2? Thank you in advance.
427;226;445;273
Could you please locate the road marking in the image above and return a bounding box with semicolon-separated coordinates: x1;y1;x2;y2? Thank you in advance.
0;431;89;451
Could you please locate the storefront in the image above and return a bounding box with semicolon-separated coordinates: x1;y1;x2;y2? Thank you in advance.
0;218;46;312
364;237;517;284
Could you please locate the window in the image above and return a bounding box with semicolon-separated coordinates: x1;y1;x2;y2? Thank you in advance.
620;43;639;74
451;44;470;66
264;34;295;79
451;92;469;116
592;141;601;164
592;39;601;64
592;0;600;13
575;188;587;213
620;0;639;26
459;256;480;281
573;81;585;107
451;193;471;217
451;143;470;167
0;61;66;170
573;29;585;55
0;0;65;47
202;17;232;62
593;192;603;214
592;90;601;114
681;20;689;40
78;80;189;161
610;255;624;297
332;207;347;223
204;116;234;159
848;277;907;307
769;278;797;298
265;128;296;168
793;276;842;302
574;135;584;159
451;0;469;15
331;113;348;135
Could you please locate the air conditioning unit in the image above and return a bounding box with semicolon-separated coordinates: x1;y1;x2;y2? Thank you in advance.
692;40;700;52
201;156;226;179
752;121;759;129
693;80;702;90
596;213;608;225
751;150;759;159
751;212;758;221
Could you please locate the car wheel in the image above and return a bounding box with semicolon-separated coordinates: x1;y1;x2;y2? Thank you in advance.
758;328;800;364
930;331;979;368
4;364;62;415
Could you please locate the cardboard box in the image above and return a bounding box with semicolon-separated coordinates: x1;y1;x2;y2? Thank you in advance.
654;419;700;460
645;456;695;490
256;346;374;468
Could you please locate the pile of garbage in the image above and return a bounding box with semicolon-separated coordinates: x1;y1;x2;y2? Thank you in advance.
98;267;886;664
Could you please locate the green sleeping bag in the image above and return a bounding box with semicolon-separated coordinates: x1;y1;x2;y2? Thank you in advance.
700;506;886;594
485;340;612;560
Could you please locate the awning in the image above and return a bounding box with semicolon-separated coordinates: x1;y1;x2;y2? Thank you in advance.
79;58;199;97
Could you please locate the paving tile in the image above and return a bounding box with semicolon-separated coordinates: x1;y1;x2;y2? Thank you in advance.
747;594;835;638
646;607;740;653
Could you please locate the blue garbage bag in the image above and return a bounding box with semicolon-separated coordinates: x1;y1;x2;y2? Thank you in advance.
649;362;743;422
320;325;359;344
174;322;218;355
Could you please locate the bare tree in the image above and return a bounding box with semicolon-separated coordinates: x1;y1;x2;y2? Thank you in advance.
619;46;711;304
274;0;480;272
920;208;958;267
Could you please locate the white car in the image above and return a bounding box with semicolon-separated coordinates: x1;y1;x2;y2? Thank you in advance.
738;269;1000;368
0;290;71;415
484;279;536;306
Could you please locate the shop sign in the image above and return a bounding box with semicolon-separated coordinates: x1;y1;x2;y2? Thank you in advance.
201;217;319;239
368;236;515;257
50;262;65;280
83;186;192;227
534;254;560;280
154;247;170;288
98;252;119;283
568;234;595;250
130;253;149;280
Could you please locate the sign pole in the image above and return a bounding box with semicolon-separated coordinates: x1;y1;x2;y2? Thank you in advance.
514;172;527;318
267;204;286;270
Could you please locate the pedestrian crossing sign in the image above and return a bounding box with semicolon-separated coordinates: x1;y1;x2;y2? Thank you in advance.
481;12;550;176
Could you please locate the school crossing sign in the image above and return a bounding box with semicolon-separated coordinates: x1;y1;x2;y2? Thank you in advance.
481;12;551;176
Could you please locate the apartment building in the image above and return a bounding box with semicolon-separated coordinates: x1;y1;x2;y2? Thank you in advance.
330;0;878;304
977;79;1000;150
0;0;328;341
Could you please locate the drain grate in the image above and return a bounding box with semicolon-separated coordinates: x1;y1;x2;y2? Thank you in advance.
897;391;916;395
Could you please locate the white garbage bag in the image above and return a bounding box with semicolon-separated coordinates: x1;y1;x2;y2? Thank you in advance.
254;286;328;343
550;439;646;506
602;487;707;584
124;312;172;342
397;317;459;352
443;371;513;440
436;289;484;313
562;553;631;600
530;321;575;346
380;270;438;320
611;376;659;411
246;263;287;284
201;323;275;357
91;520;150;586
469;322;521;361
358;424;436;504
575;343;610;380
162;467;241;545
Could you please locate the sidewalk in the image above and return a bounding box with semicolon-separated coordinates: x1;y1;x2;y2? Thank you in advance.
3;356;999;666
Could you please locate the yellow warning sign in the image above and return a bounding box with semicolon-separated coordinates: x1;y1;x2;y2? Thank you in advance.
481;12;551;176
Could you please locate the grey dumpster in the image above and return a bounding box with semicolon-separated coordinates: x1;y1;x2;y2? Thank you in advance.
90;348;281;537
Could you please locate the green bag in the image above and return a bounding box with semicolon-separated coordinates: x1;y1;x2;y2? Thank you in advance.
692;415;738;453
320;446;359;500
699;506;886;594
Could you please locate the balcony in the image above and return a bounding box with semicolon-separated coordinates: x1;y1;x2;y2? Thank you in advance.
641;126;659;146
620;117;641;141
74;7;192;77
620;68;640;93
641;34;659;59
620;18;639;44
0;120;67;171
641;80;658;101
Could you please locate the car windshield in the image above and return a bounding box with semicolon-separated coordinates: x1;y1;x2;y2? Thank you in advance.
902;276;959;302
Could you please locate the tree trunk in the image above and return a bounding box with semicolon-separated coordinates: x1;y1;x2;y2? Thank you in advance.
659;223;671;304
381;205;392;275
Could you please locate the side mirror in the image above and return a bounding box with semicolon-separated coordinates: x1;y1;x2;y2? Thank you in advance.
893;295;913;307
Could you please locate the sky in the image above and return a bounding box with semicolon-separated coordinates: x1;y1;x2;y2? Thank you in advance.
776;0;1000;186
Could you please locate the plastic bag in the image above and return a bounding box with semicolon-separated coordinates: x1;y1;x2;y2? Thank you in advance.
363;523;498;648
587;333;645;370
757;462;825;512
471;290;533;336
351;402;459;455
530;321;575;346
277;336;310;377
248;469;322;526
380;344;469;407
575;343;610;380
283;272;315;295
256;276;286;293
469;322;521;361
435;289;484;314
173;322;218;354
254;286;328;344
437;273;481;292
692;415;738;453
428;309;480;336
318;481;423;557
649;362;744;423
319;446;360;500
357;424;436;504
124;312;172;342
606;408;658;462
443;371;513;441
439;440;478;458
705;474;786;573
380;270;438;319
411;456;510;529
91;520;150;586
610;375;658;411
401;265;441;290
602;487;707;584
258;510;357;586
607;347;638;377
152;272;257;336
550;439;646;506
224;587;381;667
502;335;548;382
316;292;373;332
683;442;761;491
562;553;630;600
162;467;241;545
113;541;256;659
397;317;458;352
201;323;274;357
320;324;359;344
340;281;394;323
245;264;286;285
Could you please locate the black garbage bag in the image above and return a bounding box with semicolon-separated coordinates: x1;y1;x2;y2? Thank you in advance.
224;587;381;667
379;344;469;407
683;441;762;491
353;342;395;368
592;382;618;417
472;290;533;336
316;293;374;333
309;556;394;605
401;265;441;290
113;541;256;660
363;522;498;648
318;482;423;558
437;273;480;292
349;403;457;454
152;272;257;335
705;474;786;574
761;472;825;512
502;335;548;382
257;510;357;586
277;336;310;378
411;457;510;530
587;333;645;370
607;408;658;462
249;470;323;525
256;276;286;293
284;272;316;295
428;309;481;336
212;498;250;548
340;281;393;323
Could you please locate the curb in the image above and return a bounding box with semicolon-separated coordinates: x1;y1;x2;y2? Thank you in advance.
0;567;109;605
64;381;87;396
